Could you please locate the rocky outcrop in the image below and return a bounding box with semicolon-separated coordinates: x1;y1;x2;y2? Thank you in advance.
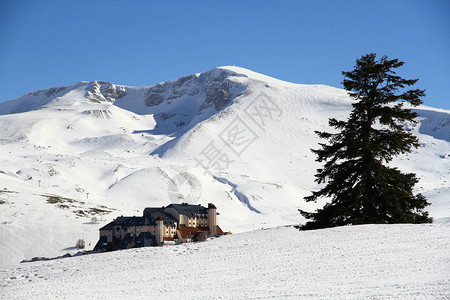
142;68;248;113
86;81;126;103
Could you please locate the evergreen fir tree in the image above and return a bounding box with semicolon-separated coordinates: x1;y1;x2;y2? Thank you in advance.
299;53;432;230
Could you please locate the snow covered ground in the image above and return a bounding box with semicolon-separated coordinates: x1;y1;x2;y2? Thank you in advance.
0;66;449;298
1;224;449;299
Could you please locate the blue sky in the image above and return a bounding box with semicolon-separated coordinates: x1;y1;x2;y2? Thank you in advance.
1;0;449;108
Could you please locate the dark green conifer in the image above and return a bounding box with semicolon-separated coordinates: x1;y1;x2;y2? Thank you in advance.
299;53;432;230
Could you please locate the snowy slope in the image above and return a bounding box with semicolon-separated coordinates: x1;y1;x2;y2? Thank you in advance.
0;66;449;268
1;224;449;299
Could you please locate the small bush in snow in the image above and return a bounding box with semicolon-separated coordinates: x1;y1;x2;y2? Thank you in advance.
76;239;85;249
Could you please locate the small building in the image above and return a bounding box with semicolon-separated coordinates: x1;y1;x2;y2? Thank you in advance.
94;203;223;251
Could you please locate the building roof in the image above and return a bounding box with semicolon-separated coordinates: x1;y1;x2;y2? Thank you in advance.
99;220;115;231
216;225;224;235
116;216;145;227
166;203;208;218
178;225;210;238
99;216;145;230
178;225;224;238
143;208;177;226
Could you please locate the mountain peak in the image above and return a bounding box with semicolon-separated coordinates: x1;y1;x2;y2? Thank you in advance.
0;66;292;116
215;66;295;86
0;80;127;115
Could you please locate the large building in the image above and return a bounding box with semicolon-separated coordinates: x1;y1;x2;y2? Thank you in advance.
94;203;223;251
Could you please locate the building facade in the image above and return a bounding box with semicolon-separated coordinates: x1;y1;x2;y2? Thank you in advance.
94;203;223;251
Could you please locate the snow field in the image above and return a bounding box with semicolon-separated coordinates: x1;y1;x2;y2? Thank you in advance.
1;224;449;299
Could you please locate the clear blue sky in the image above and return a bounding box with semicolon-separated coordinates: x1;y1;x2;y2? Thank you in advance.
1;0;449;108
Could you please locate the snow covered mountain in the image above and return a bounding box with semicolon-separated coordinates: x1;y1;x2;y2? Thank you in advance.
0;66;449;267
